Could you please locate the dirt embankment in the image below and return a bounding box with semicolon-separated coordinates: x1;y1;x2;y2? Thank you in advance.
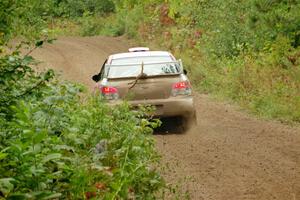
32;36;300;200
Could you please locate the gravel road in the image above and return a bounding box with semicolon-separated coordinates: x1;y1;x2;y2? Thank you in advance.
32;36;300;200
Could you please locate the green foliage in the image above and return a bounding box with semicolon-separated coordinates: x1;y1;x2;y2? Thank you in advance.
0;0;116;44
102;0;300;122
190;37;300;122
56;0;115;18
115;4;145;38
0;0;48;44
0;42;54;119
165;0;300;56
0;46;164;199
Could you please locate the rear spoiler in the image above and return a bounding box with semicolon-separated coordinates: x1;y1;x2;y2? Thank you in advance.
128;47;150;52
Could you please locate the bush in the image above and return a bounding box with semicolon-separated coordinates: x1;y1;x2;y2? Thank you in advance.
0;44;164;199
57;0;115;18
0;0;116;44
191;37;300;122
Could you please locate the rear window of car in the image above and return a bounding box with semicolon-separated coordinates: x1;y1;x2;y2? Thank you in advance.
111;56;173;65
107;62;181;79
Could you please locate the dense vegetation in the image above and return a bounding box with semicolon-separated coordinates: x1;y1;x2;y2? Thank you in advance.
0;1;166;199
0;42;165;199
0;0;115;43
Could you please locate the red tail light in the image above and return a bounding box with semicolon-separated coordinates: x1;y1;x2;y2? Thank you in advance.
101;86;119;100
172;81;192;96
173;81;190;89
101;86;118;94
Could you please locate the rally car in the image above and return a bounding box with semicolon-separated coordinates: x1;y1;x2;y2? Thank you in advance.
92;47;196;130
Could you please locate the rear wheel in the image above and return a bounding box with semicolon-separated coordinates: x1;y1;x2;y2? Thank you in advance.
181;111;197;132
154;116;184;133
154;113;197;134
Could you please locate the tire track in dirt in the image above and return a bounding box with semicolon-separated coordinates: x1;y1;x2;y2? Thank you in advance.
31;36;300;200
157;93;300;199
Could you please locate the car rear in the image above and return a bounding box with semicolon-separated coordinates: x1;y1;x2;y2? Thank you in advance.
105;75;194;117
96;50;196;128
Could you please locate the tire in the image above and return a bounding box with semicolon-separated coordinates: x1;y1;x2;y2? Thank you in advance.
181;111;197;132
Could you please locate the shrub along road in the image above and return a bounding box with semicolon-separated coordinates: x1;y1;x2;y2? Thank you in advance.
32;36;300;200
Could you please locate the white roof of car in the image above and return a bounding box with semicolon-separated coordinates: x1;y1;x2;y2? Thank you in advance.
109;51;173;60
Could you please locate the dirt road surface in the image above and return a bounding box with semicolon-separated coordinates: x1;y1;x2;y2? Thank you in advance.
31;36;300;200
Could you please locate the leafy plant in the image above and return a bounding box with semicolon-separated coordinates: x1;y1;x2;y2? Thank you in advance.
0;44;164;199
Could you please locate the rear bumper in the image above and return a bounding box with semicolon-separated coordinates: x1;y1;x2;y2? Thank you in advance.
110;96;195;118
